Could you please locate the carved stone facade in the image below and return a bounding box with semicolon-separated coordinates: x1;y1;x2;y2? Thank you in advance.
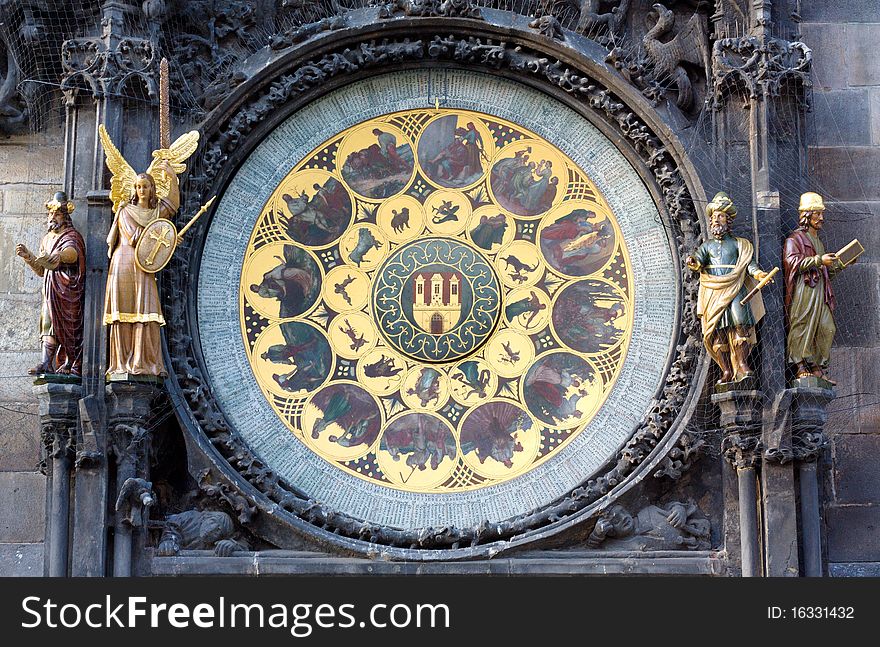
0;0;876;578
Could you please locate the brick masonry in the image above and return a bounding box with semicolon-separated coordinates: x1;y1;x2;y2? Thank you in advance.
0;132;61;575
800;9;880;569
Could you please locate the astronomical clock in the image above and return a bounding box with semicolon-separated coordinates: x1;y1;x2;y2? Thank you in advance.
194;69;683;534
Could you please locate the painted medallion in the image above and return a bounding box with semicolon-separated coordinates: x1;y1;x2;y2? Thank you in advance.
238;106;634;495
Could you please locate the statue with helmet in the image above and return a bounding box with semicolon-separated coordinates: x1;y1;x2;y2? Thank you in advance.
783;192;861;386
686;192;774;385
15;191;86;377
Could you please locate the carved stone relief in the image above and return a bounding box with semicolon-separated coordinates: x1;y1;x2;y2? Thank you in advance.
586;501;710;550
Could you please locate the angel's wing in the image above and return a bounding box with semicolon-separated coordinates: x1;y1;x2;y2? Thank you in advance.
98;124;138;214
147;130;200;202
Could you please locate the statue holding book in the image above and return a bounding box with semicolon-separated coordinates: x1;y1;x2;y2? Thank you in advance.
783;192;861;385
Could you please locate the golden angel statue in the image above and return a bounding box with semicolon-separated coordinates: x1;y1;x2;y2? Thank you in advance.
99;124;199;378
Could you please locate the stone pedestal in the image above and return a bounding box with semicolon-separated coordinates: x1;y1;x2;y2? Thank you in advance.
713;388;763;577
712;388;762;432
33;381;82;577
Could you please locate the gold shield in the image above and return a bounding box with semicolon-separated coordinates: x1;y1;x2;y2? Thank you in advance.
134;218;178;273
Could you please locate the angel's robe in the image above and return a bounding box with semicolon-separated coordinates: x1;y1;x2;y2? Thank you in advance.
103;190;178;377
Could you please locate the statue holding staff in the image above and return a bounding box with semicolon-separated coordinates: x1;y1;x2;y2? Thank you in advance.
98;58;209;379
686;192;773;384
99;128;199;377
15;191;86;376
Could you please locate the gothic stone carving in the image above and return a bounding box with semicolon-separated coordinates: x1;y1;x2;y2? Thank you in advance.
586;501;710;550
642;3;710;111
722;430;762;470
653;428;706;480
710;35;812;109
0;0;62;134
764;386;833;464
61;34;157;103
115;477;156;527
165;28;703;551
528;14;565;42
378;0;483;20
34;382;82;469
0;42;27;135
156;509;245;557
559;0;630;41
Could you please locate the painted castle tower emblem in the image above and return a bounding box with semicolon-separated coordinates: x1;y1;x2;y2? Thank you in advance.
373;238;501;363
412;272;463;334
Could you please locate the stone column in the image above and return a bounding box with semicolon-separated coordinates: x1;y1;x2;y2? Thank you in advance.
714;387;763;576
33;382;81;577
710;0;813;578
60;0;159;576
791;385;833;577
106;381;160;577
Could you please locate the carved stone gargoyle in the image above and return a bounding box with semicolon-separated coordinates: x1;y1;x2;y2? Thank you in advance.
115;478;156;527
586;501;711;550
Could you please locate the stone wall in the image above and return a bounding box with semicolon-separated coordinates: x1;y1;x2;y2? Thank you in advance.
0;2;877;577
801;3;880;576
0;131;63;575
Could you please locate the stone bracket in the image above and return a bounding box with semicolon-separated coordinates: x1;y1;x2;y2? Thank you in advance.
764;386;834;464
33;382;82;461
713;388;764;470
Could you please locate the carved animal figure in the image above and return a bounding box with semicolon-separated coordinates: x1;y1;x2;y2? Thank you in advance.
348;227;381;267
557;0;631;37
390;207;410;234
643;3;710;110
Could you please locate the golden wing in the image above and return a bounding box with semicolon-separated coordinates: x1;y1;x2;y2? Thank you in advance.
148;130;200;201
98;124;138;214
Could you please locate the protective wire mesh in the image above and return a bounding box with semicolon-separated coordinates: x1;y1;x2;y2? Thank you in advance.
0;0;874;468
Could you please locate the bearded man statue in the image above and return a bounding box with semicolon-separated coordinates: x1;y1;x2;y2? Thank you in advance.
783;192;849;385
686;192;772;384
15;191;86;376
